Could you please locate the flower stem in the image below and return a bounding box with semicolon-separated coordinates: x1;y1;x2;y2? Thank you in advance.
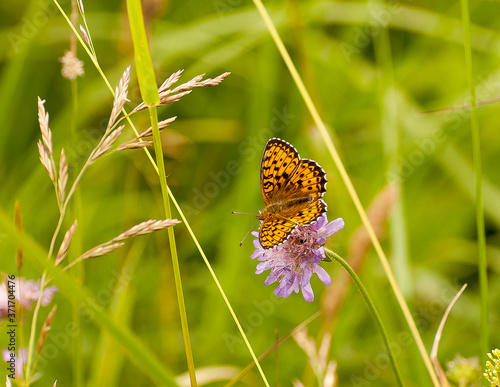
459;0;489;370
325;248;404;387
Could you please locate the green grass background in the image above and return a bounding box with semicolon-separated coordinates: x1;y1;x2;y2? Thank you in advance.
1;0;500;385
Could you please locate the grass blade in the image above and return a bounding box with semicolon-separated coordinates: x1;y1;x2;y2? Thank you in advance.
126;1;196;385
459;0;489;368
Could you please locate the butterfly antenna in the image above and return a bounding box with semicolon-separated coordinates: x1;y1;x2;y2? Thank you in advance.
238;219;258;247
231;211;257;215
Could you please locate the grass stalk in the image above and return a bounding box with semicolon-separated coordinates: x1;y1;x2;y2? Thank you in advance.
25;271;48;384
69;3;84;377
25;111;123;383
372;2;411;298
459;0;489;369
149;105;198;386
325;248;404;387
251;1;439;384
126;0;197;384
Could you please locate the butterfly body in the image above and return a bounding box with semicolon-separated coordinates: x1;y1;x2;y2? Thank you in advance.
258;138;327;249
259;196;314;217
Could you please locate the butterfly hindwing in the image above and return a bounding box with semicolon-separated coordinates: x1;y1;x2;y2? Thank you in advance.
259;217;296;249
285;159;327;200
289;197;327;225
258;199;327;248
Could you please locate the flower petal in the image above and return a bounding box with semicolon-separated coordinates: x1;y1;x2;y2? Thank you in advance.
251;213;344;302
311;215;327;230
301;283;314;302
323;218;345;236
314;265;331;286
256;261;270;274
302;266;313;284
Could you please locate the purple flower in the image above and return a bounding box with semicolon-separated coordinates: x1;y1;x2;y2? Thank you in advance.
0;277;58;320
252;215;344;302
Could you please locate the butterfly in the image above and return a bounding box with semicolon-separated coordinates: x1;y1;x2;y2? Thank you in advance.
257;138;327;249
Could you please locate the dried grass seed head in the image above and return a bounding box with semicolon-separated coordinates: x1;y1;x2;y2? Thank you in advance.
57;149;68;203
37;140;56;182
108;66;131;128
59;51;84;80
37;97;53;155
56;220;78;265
91;125;125;162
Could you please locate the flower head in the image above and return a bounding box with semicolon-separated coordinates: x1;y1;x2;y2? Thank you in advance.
251;215;344;302
59;51;84;80
0;277;58;320
446;355;480;385
484;348;500;386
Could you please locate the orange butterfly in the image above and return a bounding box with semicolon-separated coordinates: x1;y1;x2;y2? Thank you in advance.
257;138;327;249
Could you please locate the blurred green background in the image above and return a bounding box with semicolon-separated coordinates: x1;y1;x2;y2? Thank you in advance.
1;0;500;385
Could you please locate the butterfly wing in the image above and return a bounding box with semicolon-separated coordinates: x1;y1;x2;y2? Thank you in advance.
283;158;327;201
258;198;327;248
258;138;328;249
288;197;327;225
260;138;301;205
259;217;296;249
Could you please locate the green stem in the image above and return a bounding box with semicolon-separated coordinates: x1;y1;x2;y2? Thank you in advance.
70;62;84;387
148;106;197;386
25;271;48;385
459;0;489;370
325;248;404;387
372;1;411;298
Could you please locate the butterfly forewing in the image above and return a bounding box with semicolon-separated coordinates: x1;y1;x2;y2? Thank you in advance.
258;138;328;249
260;138;301;205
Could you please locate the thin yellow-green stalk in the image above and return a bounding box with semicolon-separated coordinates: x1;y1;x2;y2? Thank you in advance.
459;0;489;371
325;249;404;387
371;1;411;298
